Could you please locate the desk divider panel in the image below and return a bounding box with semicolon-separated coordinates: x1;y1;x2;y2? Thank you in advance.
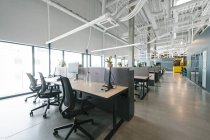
130;67;149;77
77;67;134;121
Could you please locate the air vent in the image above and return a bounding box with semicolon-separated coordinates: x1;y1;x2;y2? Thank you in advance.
96;17;119;30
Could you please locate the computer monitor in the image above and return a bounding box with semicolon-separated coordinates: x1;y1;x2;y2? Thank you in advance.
68;62;79;74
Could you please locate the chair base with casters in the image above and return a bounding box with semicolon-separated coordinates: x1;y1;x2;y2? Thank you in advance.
25;94;38;103
53;117;94;140
30;91;61;118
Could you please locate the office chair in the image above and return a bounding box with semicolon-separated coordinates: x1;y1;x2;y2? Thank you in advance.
29;72;61;118
25;73;41;103
53;77;95;140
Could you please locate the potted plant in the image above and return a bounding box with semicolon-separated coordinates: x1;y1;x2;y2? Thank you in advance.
105;56;113;68
59;60;66;67
118;62;122;67
105;56;113;90
137;63;142;67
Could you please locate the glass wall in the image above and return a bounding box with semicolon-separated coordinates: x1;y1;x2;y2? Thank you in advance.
0;42;32;97
117;59;122;67
51;49;63;75
34;47;49;77
83;54;90;67
0;41;104;99
91;55;102;67
65;51;82;65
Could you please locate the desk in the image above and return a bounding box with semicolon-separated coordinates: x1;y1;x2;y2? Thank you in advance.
134;76;149;100
72;80;128;139
49;79;128;139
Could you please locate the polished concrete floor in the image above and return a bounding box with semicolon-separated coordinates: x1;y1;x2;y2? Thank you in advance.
0;73;210;140
113;73;210;140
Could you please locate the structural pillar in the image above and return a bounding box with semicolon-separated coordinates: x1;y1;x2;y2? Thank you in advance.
128;1;135;67
102;0;107;15
114;55;117;67
146;27;151;66
48;43;51;76
154;41;157;65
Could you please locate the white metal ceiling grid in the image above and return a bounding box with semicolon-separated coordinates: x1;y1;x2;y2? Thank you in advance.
45;0;210;58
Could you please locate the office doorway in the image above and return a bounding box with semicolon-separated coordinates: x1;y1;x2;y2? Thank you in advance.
202;50;207;88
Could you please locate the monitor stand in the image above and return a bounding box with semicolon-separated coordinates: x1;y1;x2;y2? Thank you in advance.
102;67;113;92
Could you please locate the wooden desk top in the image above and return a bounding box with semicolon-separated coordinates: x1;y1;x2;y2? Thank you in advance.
71;80;128;99
48;78;128;99
134;76;149;80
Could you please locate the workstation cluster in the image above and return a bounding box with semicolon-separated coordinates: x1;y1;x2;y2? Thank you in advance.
22;62;165;139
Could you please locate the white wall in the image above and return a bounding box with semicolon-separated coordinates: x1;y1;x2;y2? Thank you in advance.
0;0;126;54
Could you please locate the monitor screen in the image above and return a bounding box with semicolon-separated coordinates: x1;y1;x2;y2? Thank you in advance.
68;63;79;74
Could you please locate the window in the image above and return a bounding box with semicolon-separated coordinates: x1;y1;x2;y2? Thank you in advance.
122;59;128;67
91;55;102;67
65;51;82;65
34;47;49;77
51;49;63;75
83;54;91;67
117;59;122;67
0;42;32;97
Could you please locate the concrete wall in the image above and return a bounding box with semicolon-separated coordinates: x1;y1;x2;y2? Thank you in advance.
187;27;210;92
0;0;126;54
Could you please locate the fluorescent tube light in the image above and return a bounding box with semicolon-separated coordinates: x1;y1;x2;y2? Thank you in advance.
91;42;144;52
91;32;171;53
46;13;110;44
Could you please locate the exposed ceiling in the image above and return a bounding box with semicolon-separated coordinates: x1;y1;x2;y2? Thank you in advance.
46;0;210;59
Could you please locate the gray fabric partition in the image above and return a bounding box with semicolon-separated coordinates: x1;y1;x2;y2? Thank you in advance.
130;67;149;76
77;67;134;121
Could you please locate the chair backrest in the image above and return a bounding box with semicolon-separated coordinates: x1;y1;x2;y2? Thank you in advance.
38;72;47;93
26;73;37;91
59;76;75;113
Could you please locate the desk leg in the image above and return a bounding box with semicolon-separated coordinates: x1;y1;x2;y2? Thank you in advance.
141;81;145;100
113;101;116;128
104;98;124;140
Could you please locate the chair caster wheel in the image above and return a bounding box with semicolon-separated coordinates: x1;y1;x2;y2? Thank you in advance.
53;130;58;136
43;114;47;118
33;100;36;103
91;120;94;125
30;112;33;117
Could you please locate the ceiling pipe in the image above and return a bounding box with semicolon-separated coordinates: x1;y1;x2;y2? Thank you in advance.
42;0;128;44
119;0;148;22
142;3;158;36
115;0;139;19
106;0;122;8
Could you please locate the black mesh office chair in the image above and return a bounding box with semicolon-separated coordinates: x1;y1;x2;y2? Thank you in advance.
30;72;61;118
25;73;41;103
53;77;95;140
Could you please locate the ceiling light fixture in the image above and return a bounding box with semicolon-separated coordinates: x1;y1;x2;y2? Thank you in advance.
46;13;110;44
91;32;171;53
91;42;144;52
